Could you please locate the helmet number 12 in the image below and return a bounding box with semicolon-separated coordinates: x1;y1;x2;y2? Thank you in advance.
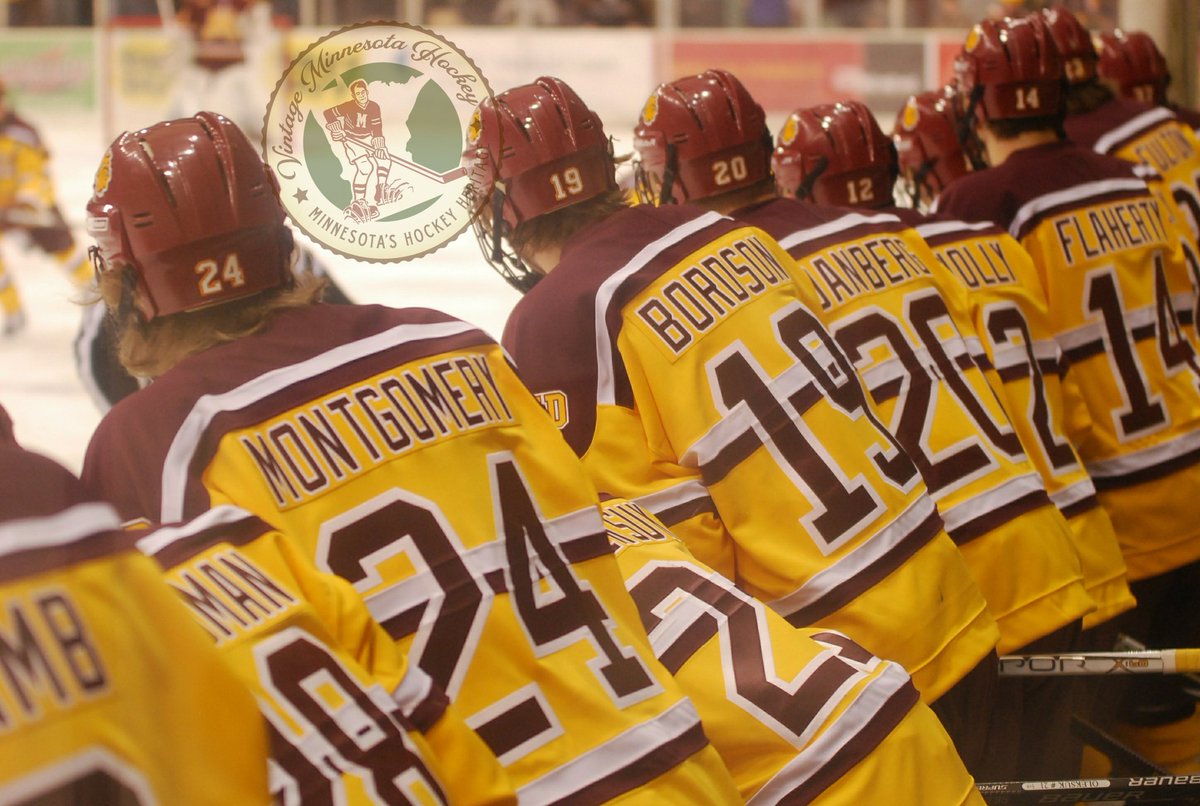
195;253;246;297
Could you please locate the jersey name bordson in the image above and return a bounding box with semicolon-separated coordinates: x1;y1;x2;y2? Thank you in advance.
634;234;790;354
238;353;516;507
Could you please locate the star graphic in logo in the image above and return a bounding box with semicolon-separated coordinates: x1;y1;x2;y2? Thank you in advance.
293;188;309;203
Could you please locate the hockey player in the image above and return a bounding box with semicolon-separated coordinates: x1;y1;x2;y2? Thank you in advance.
630;68;1091;780
0;81;91;336
1095;28;1200;132
325;79;392;223
937;14;1200;774
469;76;1000;765
0;441;271;804
1036;6;1200;344
137;504;515;804
600;496;986;804
79;111;739;802
893;87;1135;632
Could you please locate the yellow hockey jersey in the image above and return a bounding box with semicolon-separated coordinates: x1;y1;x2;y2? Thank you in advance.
502;204;998;703
0;446;269;805
937;140;1200;581
0;111;56;216
917;217;1135;628
739;199;1093;653
136;504;516;805
81;304;739;803
601;497;985;806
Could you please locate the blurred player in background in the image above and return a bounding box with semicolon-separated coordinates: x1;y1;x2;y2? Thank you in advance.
0;416;271;804
138;504;516;804
1094;28;1200;131
938;14;1200;775
79;111;740;802
600;496;986;805
0;80;91;336
168;0;276;138
471;75;1000;769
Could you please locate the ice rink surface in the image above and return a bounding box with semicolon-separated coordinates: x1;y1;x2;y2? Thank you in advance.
0;108;524;474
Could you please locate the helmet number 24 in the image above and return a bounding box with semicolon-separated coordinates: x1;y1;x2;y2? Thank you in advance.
195;253;246;297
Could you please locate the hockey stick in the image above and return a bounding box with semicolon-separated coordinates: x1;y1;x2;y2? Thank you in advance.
1116;633;1200;689
336;132;466;184
1071;714;1169;776
976;774;1200;803
997;648;1200;676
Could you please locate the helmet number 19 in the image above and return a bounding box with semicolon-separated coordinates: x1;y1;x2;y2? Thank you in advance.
195;253;246;297
549;167;585;201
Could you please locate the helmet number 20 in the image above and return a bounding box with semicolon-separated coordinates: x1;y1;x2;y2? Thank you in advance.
712;156;748;187
195;253;246;297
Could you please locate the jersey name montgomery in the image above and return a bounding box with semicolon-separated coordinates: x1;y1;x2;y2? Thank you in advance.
798;235;932;310
1051;195;1170;265
633;233;790;356
0;586;109;729
238;352;516;508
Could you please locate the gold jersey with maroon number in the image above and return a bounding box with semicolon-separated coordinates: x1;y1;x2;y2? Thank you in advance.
600;497;986;806
135;504;516;806
502;204;998;704
80;304;739;804
937;140;1200;581
918;217;1136;628
739;198;1093;653
0;447;269;805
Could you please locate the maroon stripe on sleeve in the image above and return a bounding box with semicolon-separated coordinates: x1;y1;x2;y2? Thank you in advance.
784;507;943;627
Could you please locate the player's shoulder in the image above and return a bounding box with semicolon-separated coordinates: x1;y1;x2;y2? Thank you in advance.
0;113;44;149
136;504;275;570
0;445;140;581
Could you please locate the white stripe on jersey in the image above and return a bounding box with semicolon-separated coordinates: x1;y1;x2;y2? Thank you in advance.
632;479;712;520
987;332;1061;374
0;501;121;556
1093;106;1176;156
1086;426;1200;480
135;503;254;556
593;211;727;406
935;471;1046;533
776;212;901;252
1050;477;1098;512
1009;178;1148;240
159;320;480;522
748;663;912;805
914;219;995;240
767;494;938;619
515;697;704;805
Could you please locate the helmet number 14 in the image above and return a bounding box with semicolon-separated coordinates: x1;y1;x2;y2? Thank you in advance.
195;253;246;297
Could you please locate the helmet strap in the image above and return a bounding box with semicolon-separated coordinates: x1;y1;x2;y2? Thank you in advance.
659;144;678;205
796;155;829;201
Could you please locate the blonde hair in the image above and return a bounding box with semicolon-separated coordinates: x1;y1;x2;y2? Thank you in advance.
99;266;325;379
510;189;628;255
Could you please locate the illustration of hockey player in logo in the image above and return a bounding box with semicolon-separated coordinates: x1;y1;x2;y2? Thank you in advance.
324;79;412;223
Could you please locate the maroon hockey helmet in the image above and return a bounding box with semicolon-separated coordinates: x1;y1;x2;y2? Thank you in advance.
892;86;975;205
1037;5;1098;85
1096;30;1170;106
772;100;896;208
631;68;772;205
86;111;293;322
954;16;1065;124
463;76;615;291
